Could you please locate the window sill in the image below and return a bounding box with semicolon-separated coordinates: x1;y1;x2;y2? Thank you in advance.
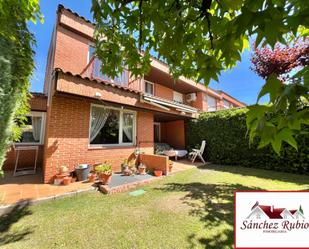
88;144;136;150
14;143;43;146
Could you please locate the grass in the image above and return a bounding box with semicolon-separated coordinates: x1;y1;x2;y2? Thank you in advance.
1;164;309;249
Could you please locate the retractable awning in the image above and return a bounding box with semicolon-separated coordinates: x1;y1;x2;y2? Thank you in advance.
143;95;198;114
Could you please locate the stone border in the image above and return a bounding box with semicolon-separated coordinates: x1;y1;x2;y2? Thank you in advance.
0;167;192;216
0;186;95;216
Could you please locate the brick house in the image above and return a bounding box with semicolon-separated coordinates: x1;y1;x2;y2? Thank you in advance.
3;5;245;183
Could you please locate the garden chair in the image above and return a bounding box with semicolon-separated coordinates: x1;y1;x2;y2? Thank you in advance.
189;140;206;163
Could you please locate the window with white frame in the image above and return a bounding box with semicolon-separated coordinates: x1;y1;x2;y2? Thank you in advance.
223;99;233;109
89;105;136;146
88;44;95;63
16;112;45;144
205;95;217;111
144;80;154;95
173;91;183;103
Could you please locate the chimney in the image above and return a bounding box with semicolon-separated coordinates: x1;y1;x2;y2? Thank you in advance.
271;205;274;212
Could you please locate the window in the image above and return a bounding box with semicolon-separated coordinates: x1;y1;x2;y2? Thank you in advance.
144;80;154;95
16;112;45;144
92;59;129;86
88;44;95;63
89;105;136;146
223;99;233;109
173;91;183;103
205;95;217;111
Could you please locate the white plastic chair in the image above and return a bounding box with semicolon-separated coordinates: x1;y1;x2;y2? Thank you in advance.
189;140;206;163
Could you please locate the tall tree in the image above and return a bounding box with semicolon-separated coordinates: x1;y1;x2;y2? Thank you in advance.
0;0;42;175
91;0;308;152
248;40;309;153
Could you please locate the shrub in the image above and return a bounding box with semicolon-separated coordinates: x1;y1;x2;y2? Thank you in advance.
187;108;309;174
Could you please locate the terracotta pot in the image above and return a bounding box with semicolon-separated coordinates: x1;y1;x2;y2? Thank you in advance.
99;173;112;185
138;167;146;175
88;173;97;182
71;177;77;183
63;176;72;185
154;170;163;177
123;168;132;176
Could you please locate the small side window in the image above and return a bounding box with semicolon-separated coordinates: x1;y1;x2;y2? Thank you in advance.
144;81;154;96
88;45;96;63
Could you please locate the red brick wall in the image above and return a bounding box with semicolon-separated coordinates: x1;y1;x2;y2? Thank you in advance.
30;95;47;111
139;154;169;175
3;146;44;171
43;95;154;183
54;25;89;75
161;120;185;149
155;84;174;101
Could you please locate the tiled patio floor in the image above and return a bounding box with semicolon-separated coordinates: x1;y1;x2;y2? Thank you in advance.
0;159;203;206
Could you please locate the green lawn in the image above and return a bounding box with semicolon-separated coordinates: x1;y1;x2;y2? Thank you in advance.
1;165;309;249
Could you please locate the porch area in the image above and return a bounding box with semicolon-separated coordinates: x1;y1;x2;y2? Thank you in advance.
0;159;201;207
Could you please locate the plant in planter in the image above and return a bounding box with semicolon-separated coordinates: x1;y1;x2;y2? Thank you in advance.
95;162;113;185
168;160;173;173
62;176;72;185
128;160;137;175
121;159;130;176
154;170;163;177
138;163;147;175
88;173;97;182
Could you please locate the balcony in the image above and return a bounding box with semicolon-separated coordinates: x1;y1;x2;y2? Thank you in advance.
82;57;129;87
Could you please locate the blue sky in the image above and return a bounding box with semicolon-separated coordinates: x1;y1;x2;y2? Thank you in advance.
29;1;265;105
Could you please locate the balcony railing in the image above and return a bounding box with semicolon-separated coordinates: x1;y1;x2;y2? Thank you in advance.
82;57;129;87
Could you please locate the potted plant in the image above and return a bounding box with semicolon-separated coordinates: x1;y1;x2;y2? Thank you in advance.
138;163;146;175
88;173;97;182
121;159;130;176
63;176;72;185
168;160;173;172
95;162;113;185
128;160;137;175
154;170;163;177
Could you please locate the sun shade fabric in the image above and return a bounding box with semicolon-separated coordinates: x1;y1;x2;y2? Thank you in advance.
90;106;110;142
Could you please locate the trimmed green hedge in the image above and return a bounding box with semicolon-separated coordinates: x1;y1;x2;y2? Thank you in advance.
187;108;309;174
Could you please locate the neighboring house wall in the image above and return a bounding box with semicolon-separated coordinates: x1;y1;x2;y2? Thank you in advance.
42;95;154;183
161;120;186;149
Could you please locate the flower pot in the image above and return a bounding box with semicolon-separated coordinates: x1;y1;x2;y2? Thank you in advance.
123;167;132;176
154;170;163;177
54;178;62;186
99;173;112;185
71;177;77;183
63;176;72;186
88;173;97;182
138;167;146;175
75;164;90;181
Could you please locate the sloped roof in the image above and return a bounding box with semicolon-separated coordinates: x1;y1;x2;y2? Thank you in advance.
54;68;141;94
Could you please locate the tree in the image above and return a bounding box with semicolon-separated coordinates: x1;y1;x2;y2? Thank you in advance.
248;40;309;153
0;0;42;175
91;0;308;152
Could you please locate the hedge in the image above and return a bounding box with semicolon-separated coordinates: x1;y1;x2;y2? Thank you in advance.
187;108;309;174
